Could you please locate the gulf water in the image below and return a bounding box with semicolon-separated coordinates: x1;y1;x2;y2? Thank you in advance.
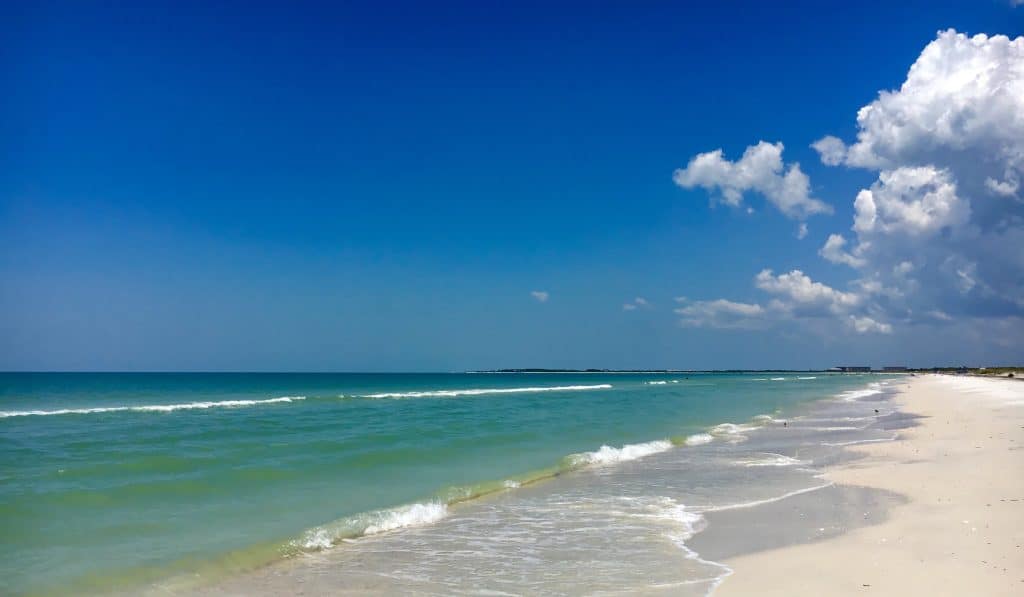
0;372;889;595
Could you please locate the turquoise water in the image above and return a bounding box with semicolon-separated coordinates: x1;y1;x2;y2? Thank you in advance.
0;372;879;595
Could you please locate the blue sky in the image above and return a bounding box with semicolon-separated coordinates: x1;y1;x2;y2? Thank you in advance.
2;1;1022;371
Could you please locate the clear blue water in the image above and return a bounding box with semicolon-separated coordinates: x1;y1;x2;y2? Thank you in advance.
0;372;881;595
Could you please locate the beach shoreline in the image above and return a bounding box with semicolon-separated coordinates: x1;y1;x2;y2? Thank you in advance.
177;375;904;596
713;375;1024;595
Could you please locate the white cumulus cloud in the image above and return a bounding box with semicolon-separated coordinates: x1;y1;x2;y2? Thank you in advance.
672;29;1024;341
675;298;767;330
530;290;549;303
676;270;888;334
754;269;861;314
814;30;1024;322
673;141;833;220
819;234;866;268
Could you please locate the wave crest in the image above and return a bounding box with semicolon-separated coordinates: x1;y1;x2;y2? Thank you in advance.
566;440;673;467
683;433;714;446
296;502;448;550
0;396;306;419
360;384;612;399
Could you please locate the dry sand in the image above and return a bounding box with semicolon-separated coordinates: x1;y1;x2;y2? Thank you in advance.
717;374;1024;595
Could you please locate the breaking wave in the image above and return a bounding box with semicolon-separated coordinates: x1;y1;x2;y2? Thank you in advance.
296;502;449;550
0;396;306;419
359;384;613;399
566;440;674;467
683;433;714;446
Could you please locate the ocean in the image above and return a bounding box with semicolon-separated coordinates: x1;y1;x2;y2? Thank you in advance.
0;372;901;595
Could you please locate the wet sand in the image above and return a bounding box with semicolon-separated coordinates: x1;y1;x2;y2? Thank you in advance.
716;375;1024;595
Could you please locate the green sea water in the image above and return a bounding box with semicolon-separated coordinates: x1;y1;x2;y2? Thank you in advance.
0;372;881;595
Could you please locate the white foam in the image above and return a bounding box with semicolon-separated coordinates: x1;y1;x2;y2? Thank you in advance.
710;423;755;434
797;376;818;380
360;384;612;399
646;497;734;593
0;396;306;418
702;482;833;513
568;439;673;467
296;502;448;550
363;502;448;535
732;453;806;467
708;423;757;443
645;380;668;385
838;383;883;402
298;527;335;550
796;416;874;423
646;497;705;537
502;480;521;489
770;377;786;381
684;433;714;446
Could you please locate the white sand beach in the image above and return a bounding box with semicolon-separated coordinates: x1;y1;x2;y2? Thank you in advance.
718;375;1024;595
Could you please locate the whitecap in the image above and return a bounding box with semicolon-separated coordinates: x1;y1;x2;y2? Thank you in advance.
0;396;306;418
837;385;883;401
567;439;673;467
684;433;714;446
296;502;448;550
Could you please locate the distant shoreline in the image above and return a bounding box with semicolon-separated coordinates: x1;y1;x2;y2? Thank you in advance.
467;369;889;374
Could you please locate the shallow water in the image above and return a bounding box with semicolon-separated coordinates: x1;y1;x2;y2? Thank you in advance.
0;372;898;595
192;378;905;595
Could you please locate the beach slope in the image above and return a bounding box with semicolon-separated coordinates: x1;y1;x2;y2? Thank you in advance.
718;375;1024;595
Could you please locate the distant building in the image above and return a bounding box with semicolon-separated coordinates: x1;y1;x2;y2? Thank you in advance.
835;366;872;372
882;366;907;372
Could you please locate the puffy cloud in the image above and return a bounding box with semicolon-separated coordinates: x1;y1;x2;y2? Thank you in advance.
754;269;860;313
530;290;549;303
673;141;833;219
797;223;809;239
848;315;893;334
623;297;650;311
674;30;1024;341
985;176;1019;197
819;234;866;267
851;167;970;236
677;270;889;334
813;30;1024;324
675;298;767;330
815;31;1024;179
811;135;847;166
